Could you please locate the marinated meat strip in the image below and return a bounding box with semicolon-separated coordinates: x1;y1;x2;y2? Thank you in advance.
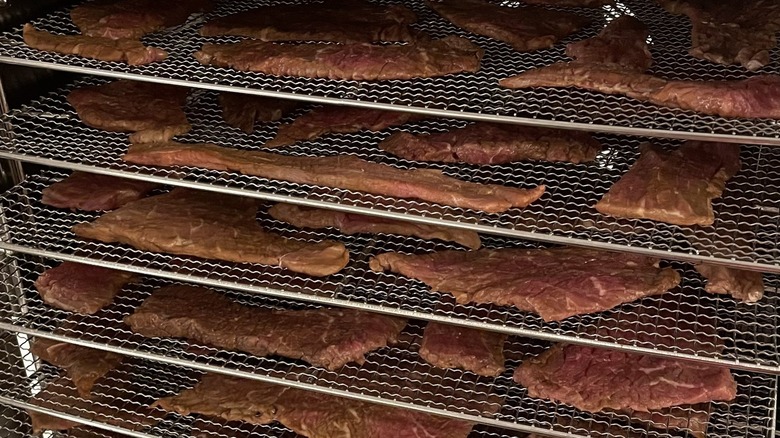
194;36;484;81
124;285;408;370
419;322;506;376
67;80;191;144
266;106;422;147
523;0;614;7
268;203;481;249
624;405;710;438
695;263;764;303
595;141;741;226
379;122;602;165
200;1;416;43
42;172;159;211
564;16;652;72
71;0;212;39
369;247;680;322
218;93;300;133
34;261;138;314
155;373;475;438
22;24;167;65
426;0;589;52
31;338;124;398
123;141;545;213
72;188;349;277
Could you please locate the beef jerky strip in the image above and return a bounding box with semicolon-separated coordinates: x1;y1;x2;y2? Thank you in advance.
564;15;652;72
31;338;124;398
380;122;602;165
523;0;614;7
200;1;416;43
595;141;741;226
194;36;483;81
218;93;300;133
369;247;680;322
71;0;212;39
268;203;481;250
419;322;506;376
426;0;589;52
154;373;475;438
124;285;407;370
35;261;138;314
695;263;764;303
22;24;167;65
42;171;160;211
72;188;349;277
623;405;710;438
123;142;544;213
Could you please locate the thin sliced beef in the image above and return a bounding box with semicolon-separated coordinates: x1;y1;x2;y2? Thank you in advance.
595;141;741;226
695;263;764;303
624;405;710;438
22;24;166;65
419;322;506;376
194;36;483;81
155;373;475;438
124;285;407;370
523;0;614;7
71;0;212;39
266;106;422;147
218;93;300;133
67;80;190;144
268;203;481;249
42;172;159;211
123;142;545;213
564;15;652;72
426;0;589;52
369;247;680;322
34;261;138;314
31;338;124;398
379;122;602;165
200;1;416;43
72;188;349;277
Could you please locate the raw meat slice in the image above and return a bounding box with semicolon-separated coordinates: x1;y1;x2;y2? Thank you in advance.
34;261;138;314
124;285;408;370
22;24;167;65
523;0;614;7
72;188;349;277
67;80;191;144
155;373;475;438
595;141;741;226
31;338;124;398
71;0;212;39
514;343;737;412
218;93;300;133
419;322;506;376
426;0;589;52
695;263;764;303
122;141;545;213
265;106;421;147
200;1;417;43
42;172;159;211
564;15;652;72
268;203;481;249
369;247;680;322
379;122;602;165
194;36;483;81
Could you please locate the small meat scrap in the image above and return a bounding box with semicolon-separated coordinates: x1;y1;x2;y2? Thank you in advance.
200;1;417;42
523;0;614;7
34;261;138;314
31;338;124;398
268;203;481;249
369;247;680;322
67;80;191;144
426;0;589;52
695;263;764;303
123;141;545;213
71;0;213;39
124;285;408;370
564;15;652;72
595;141;741;226
154;373;475;438
624;405;711;438
72;188;349;277
419;322;506;376
218;93;300;133
194;36;484;81
42;172;159;211
266;106;421;147
379;122;602;165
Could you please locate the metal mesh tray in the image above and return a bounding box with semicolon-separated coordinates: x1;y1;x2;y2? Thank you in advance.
1;0;780;144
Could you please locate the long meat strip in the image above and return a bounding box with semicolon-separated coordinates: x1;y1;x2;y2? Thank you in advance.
695;263;764;303
426;0;589;52
122;141;545;213
31;338;124;398
268;203;481;250
380;122;602;165
564;15;652;72
369;247;680;322
34;261;138;314
218;93;300;134
124;285;408;370
419;322;506;376
595;141;741;226
42;171;159;211
155;373;474;438
523;0;614;7
71;0;212;39
72;188;349;277
194;36;483;81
